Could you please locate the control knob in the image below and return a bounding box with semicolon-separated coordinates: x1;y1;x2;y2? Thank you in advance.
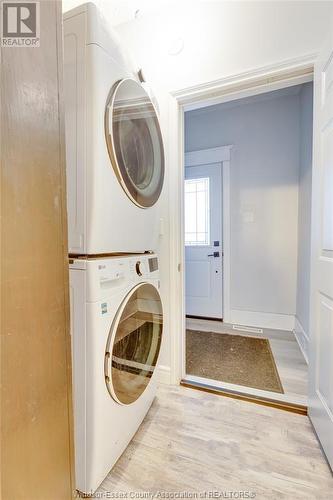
135;261;143;276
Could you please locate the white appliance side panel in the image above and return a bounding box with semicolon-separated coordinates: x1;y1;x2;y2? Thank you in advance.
85;44;160;254
64;13;87;254
69;267;87;489
85;2;137;78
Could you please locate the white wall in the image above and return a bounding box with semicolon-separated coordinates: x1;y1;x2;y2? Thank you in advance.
295;82;313;361
115;1;332;93
185;87;306;328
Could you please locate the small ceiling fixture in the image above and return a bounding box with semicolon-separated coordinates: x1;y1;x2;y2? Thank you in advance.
168;37;184;56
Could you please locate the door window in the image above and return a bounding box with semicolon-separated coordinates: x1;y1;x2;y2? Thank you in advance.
185;177;210;246
105;283;163;405
105;79;165;208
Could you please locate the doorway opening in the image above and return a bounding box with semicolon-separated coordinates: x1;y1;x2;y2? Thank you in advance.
183;81;313;409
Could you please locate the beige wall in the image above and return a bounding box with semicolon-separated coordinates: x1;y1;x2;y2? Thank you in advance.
0;1;74;498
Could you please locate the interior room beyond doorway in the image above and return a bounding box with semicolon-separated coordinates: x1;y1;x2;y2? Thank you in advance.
183;82;313;408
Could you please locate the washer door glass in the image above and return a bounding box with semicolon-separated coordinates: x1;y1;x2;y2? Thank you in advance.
105;283;163;405
105;78;165;208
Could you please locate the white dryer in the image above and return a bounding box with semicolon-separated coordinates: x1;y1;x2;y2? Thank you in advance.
69;254;163;495
64;3;165;255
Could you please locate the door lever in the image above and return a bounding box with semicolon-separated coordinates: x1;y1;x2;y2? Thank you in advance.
207;251;220;257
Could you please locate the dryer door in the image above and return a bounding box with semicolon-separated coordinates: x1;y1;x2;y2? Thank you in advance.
105;78;165;208
105;283;163;405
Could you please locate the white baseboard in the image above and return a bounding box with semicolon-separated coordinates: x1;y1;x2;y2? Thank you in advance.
230;309;295;331
158;364;171;385
294;317;309;364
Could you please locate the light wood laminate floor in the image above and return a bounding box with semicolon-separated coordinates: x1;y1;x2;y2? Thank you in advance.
186;318;308;405
98;384;332;499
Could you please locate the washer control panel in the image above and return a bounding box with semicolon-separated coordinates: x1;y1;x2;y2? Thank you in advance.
129;255;159;279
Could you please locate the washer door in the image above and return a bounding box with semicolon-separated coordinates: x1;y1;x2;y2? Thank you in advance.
105;78;165;208
104;283;163;405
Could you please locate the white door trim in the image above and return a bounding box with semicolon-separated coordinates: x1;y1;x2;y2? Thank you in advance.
185;146;232;166
168;54;316;385
185;146;232;323
173;53;315;109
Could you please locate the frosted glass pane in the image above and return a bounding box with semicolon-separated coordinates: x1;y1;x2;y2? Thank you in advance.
196;180;206;192
185;181;196;193
196;233;207;243
184;177;210;246
196;191;207;233
185;194;197;233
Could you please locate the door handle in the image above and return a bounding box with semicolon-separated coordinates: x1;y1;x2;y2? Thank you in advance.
208;252;220;257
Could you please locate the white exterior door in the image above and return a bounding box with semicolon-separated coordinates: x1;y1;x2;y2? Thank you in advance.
185;162;223;319
309;33;333;469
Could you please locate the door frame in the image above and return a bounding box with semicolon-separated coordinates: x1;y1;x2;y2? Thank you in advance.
184;146;232;322
168;53;316;385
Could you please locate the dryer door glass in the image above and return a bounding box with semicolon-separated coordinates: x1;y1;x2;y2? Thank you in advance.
105;283;163;405
105;78;165;208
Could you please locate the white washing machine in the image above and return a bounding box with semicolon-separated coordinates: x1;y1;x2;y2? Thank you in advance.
69;254;163;495
64;3;165;255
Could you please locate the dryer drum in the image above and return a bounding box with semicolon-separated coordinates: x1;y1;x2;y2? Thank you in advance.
105;78;165;208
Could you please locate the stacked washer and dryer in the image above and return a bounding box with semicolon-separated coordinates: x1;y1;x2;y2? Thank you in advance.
64;3;165;495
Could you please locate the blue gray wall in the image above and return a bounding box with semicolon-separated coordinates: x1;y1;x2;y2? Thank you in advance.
185;84;313;330
296;82;313;339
